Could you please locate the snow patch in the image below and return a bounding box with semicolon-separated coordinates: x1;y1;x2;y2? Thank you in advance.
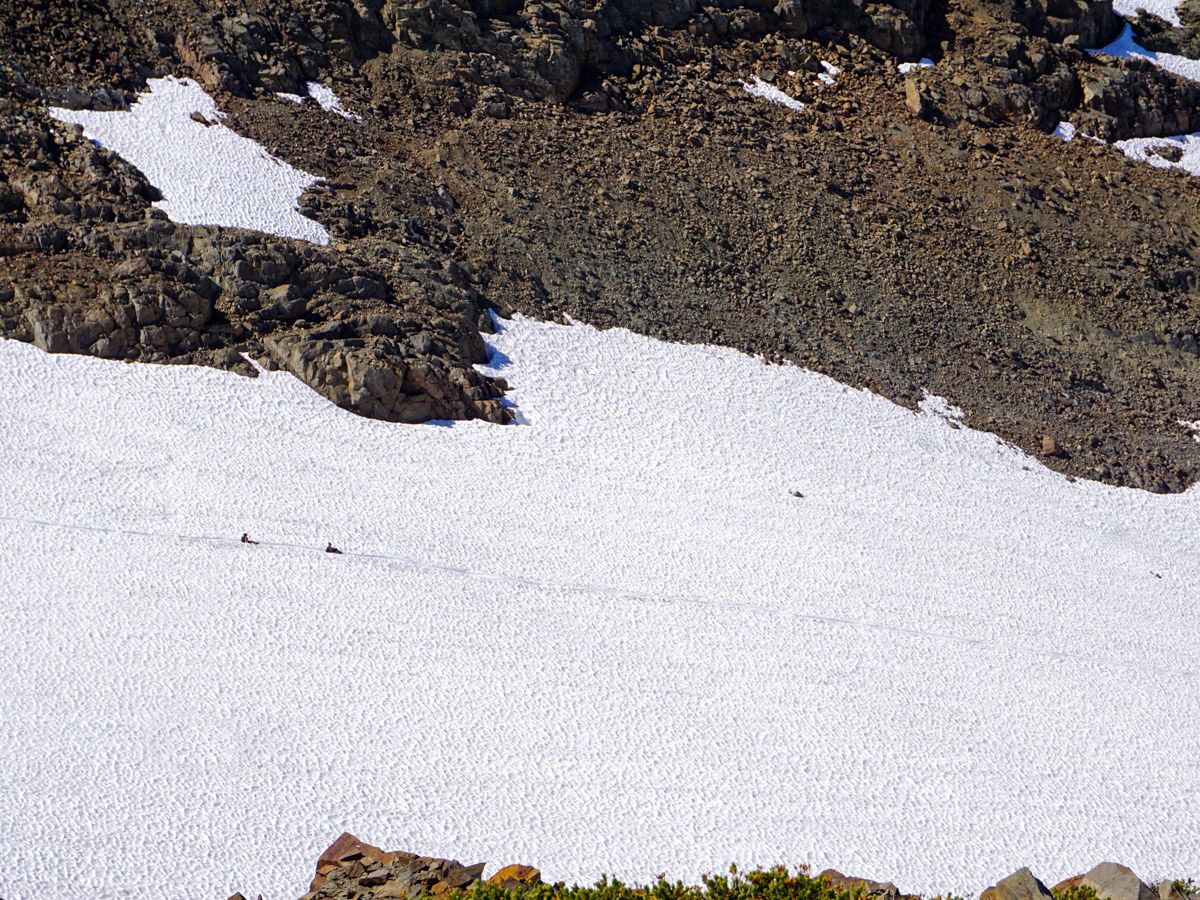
740;76;805;111
276;92;306;104
1053;121;1079;141
1112;0;1184;26
306;81;362;121
1092;22;1200;83
1055;118;1200;175
898;58;935;73
818;61;841;85
48;76;329;245
1;315;1200;899
1115;133;1200;174
919;393;966;422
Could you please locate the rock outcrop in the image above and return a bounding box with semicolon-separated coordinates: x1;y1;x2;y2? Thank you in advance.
4;0;1200;489
292;833;541;900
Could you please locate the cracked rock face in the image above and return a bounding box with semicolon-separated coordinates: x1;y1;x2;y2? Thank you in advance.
3;0;1200;489
287;832;541;900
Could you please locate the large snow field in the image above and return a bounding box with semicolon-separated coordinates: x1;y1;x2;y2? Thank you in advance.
48;77;329;244
0;316;1198;900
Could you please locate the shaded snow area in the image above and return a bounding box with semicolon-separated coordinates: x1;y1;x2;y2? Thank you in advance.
1112;0;1183;26
740;76;804;111
1093;23;1200;82
817;61;840;85
897;57;935;73
2;315;1200;899
1059;22;1200;174
305;81;362;121
48;77;329;244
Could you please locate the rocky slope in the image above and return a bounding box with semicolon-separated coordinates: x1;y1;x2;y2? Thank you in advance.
227;834;1200;900
3;0;1200;489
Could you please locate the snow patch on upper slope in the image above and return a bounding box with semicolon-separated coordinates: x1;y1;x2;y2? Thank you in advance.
1112;0;1184;26
306;81;362;121
48;76;329;244
1093;22;1200;82
0;315;1198;900
1059;26;1200;175
740;76;804;111
1055;117;1200;175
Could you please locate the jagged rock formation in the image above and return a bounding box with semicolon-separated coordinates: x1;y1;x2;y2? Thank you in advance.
228;844;1200;900
3;0;1200;489
0;89;508;423
278;833;541;900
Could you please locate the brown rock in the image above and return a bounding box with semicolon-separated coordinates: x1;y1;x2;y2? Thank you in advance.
311;832;403;892
488;865;543;890
818;869;908;900
904;79;931;120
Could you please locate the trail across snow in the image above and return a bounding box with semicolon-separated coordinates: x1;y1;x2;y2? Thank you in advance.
1;316;1198;900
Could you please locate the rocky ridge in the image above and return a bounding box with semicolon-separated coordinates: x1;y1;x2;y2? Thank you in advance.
3;0;1200;488
225;836;1200;900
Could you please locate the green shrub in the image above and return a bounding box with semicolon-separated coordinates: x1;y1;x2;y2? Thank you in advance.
1053;884;1100;900
455;866;870;900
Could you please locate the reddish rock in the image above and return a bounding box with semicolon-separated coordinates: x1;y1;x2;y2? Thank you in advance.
488;865;543;890
310;832;410;892
819;870;908;900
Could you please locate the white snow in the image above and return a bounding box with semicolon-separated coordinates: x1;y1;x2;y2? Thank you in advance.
817;61;841;85
897;58;935;74
276;91;307;104
1115;132;1200;173
48;77;329;245
1054;121;1079;141
2;315;1199;900
1068;25;1200;173
740;76;805;111
1112;0;1184;26
1092;22;1200;83
306;81;362;121
1054;117;1200;174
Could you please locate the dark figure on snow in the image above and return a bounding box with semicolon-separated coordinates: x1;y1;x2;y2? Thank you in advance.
325;543;342;554
241;533;259;545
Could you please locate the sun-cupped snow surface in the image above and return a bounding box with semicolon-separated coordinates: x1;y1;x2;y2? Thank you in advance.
1112;0;1183;25
306;81;363;121
47;76;328;244
740;76;805;111
1;316;1200;900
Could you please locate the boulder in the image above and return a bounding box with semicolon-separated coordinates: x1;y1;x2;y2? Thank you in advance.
819;869;911;900
1081;863;1157;900
1159;882;1192;900
488;865;543;889
981;868;1054;900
